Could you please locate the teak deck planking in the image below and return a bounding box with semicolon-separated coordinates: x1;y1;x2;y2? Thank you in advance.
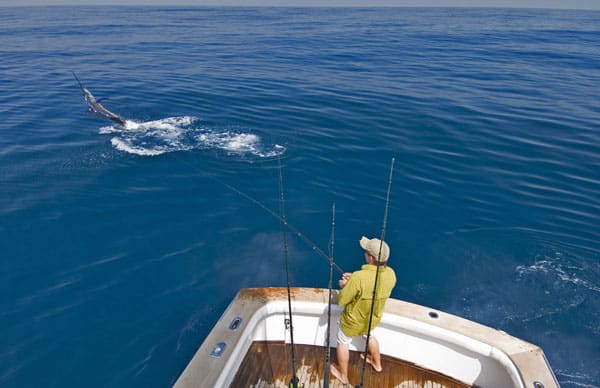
230;341;471;388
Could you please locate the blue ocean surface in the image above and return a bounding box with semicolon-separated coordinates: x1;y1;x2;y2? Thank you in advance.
1;6;599;387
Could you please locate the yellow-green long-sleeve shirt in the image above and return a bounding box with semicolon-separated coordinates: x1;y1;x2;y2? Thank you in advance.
338;264;396;337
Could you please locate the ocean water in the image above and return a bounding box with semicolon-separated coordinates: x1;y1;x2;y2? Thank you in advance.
1;6;599;387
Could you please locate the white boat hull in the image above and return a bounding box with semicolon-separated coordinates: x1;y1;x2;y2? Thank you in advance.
174;288;558;388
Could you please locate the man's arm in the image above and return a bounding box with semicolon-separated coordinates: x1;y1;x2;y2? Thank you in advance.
337;272;357;306
338;272;352;288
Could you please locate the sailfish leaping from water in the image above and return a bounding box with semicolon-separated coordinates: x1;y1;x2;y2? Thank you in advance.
73;72;126;126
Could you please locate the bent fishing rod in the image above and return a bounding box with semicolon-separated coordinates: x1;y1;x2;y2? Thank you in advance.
211;176;345;275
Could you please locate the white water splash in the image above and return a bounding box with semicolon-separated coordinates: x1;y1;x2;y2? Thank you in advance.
197;131;286;158
110;138;169;156
99;116;285;158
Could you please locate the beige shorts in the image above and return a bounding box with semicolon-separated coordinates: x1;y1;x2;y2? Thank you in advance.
336;321;376;346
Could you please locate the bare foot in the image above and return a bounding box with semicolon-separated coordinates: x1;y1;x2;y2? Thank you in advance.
329;363;350;385
360;354;383;372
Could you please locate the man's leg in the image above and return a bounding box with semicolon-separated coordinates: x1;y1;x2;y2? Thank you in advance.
366;336;383;372
330;342;350;384
330;324;352;384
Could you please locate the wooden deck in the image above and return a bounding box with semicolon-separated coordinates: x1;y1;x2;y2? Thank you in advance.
230;341;471;388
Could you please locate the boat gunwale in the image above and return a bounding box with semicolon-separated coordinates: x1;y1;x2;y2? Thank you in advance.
174;287;559;388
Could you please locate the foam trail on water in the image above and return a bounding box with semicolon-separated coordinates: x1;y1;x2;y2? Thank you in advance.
110;138;168;156
516;254;600;294
99;116;285;158
197;132;286;158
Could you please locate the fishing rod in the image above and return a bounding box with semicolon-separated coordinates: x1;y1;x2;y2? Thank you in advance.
278;157;300;388
211;176;345;275
356;157;395;388
323;202;336;388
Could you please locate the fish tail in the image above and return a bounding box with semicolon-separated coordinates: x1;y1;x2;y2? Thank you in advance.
72;71;84;89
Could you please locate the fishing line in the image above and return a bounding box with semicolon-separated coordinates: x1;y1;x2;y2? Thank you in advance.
323;202;336;388
278;156;300;388
356;157;395;388
210;176;345;275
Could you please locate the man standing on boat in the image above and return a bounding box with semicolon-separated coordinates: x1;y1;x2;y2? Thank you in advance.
330;236;397;385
